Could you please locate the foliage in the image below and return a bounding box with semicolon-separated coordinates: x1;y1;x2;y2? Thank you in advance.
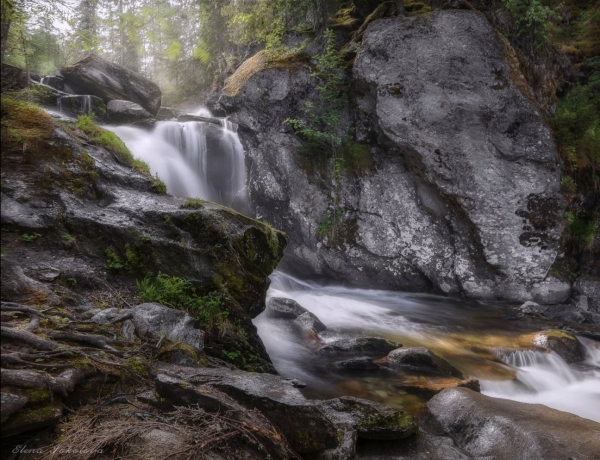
502;0;559;51
20;233;42;242
136;273;227;332
76;115;150;174
151;174;167;194
181;198;205;209
105;247;124;270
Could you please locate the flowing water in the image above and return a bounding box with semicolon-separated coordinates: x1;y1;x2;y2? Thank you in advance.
107;113;248;211
104;107;600;424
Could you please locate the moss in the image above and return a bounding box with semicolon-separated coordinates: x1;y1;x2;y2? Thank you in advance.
356;410;418;437
181;198;205;209
1;400;63;436
124;357;150;379
1;97;54;145
76;115;150;174
544;329;576;341
152;175;167;194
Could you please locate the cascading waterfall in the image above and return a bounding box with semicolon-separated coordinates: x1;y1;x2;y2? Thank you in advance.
108;114;248;211
480;346;600;422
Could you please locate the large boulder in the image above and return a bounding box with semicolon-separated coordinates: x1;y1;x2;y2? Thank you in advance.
425;387;600;459
155;365;417;457
212;10;564;302
61;54;162;115
107;100;153;123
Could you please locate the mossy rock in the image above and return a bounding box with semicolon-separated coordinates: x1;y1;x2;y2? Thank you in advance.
532;330;585;363
1;399;63;438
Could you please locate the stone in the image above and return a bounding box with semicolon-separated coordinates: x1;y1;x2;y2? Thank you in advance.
1;63;27;92
266;297;327;334
531;277;572;304
334;356;380;371
156;106;180;120
0;257;61;306
107;100;153;123
574;276;600;313
393;375;480;395
532;330;585;363
132;303;204;352
425;387;600;459
319;337;401;355
518;300;543;314
61;54;162;115
40;75;65;91
212;10;564;302
387;347;464;378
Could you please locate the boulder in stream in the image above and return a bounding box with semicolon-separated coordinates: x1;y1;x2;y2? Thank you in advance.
61;54;162;115
107;99;153;123
266;297;327;336
387;347;464;379
319;337;401;355
425;387;600;459
532;329;585;363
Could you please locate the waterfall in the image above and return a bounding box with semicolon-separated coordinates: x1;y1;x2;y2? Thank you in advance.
107;119;248;211
480;348;600;422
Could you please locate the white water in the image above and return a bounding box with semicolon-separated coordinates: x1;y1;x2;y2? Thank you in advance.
254;271;600;422
108;119;247;210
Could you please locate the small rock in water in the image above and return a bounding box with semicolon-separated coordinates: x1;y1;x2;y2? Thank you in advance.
288;379;307;388
532;330;585;363
334;357;380;371
319;337;401;355
387;347;464;379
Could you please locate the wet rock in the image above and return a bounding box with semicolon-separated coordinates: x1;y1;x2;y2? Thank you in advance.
156;366;417;457
518;300;543;315
156;369;339;455
425;387;600;459
57;95;107;120
531;277;571;304
39;75;65;91
266;297;327;334
317;396;417;441
532;330;585;363
132;303;204;352
319;337;401;355
107;100;153;123
215;10;563;302
177;114;225;127
156;106;180;120
393;375;480;396
387;347;464;378
61;54;162;115
334;357;380;371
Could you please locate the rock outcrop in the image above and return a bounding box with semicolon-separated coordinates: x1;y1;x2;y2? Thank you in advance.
61;54;162;115
425;387;600;459
107;99;153;123
211;10;564;302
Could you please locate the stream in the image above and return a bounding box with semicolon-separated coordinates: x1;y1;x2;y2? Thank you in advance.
52;102;600;424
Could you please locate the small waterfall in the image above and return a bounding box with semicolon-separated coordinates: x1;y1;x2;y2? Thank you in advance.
107;119;248;210
481;349;600;422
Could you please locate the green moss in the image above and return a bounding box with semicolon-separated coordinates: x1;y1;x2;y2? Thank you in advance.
124;357;150;378
105;247;124;270
181;198;205;209
1;400;63;436
1;97;54;144
152;175;167;194
544;329;576;341
356;410;418;437
76;115;150;174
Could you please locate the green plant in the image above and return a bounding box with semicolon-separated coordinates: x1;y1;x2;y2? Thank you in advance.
80;151;95;169
181;198;204;209
105;247;124;270
62;233;76;246
76;115;150;174
317;209;342;239
560;176;577;195
20;233;42;242
152;174;167;194
136;274;227;332
502;0;559;52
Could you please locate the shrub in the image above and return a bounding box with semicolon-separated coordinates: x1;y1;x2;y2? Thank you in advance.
136;273;227;332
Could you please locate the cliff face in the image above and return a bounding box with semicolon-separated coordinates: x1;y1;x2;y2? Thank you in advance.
213;10;566;302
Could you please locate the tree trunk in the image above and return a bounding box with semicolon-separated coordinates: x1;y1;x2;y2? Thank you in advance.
1;0;14;63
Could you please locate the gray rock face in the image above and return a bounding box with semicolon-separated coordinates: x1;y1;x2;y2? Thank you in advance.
132;303;204;352
574;276;600;313
426;387;600;459
61;54;162;115
213;10;564;302
107;100;153;123
387;347;464;378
